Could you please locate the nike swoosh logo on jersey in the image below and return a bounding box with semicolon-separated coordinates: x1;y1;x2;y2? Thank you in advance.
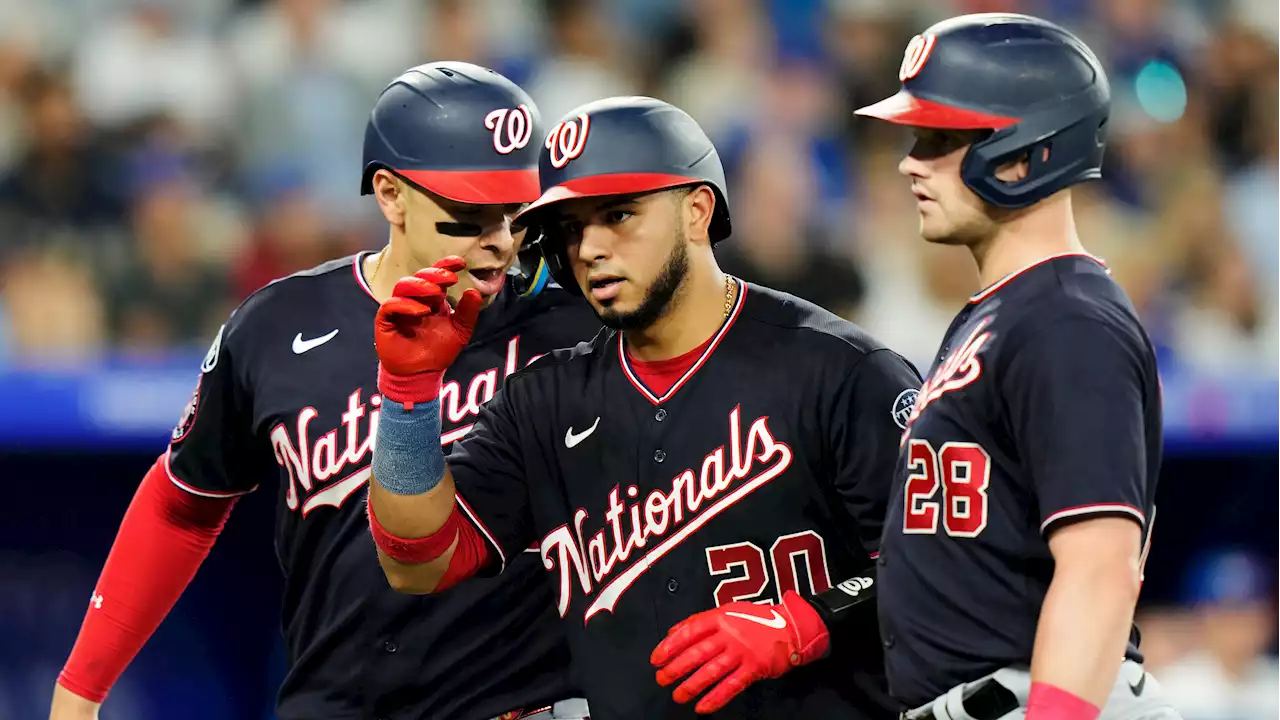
1129;672;1146;697
724;608;787;629
293;329;339;354
565;417;601;448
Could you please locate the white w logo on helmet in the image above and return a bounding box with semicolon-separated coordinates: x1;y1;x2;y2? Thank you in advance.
899;33;937;81
545;114;591;169
486;105;534;155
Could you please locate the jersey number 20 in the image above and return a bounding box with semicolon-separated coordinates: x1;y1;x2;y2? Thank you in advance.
704;531;832;607
903;439;991;537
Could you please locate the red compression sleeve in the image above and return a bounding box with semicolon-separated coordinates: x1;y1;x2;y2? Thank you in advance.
367;500;491;590
57;458;237;702
436;511;492;591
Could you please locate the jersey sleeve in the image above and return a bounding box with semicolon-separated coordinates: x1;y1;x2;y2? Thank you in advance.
827;348;923;558
165;321;263;497
446;383;536;573
1002;316;1151;535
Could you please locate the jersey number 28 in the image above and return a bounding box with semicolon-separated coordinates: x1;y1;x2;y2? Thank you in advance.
903;439;991;537
704;531;832;607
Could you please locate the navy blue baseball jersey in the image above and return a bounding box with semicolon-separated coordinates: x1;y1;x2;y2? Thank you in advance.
877;253;1163;707
165;251;601;720
446;280;922;720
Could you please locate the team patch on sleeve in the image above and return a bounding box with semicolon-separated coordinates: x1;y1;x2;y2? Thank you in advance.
171;378;201;443
891;388;919;429
172;324;223;443
200;324;225;374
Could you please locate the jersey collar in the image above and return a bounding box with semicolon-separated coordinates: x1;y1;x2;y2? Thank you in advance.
618;277;746;406
352;251;379;304
968;251;1107;305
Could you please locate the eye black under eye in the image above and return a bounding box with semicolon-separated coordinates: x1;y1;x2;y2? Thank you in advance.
436;221;483;237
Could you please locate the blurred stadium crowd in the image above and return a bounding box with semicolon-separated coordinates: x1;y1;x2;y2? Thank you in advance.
0;0;1274;378
0;0;1274;717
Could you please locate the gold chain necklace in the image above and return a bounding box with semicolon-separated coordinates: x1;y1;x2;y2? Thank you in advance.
723;273;735;319
367;247;388;290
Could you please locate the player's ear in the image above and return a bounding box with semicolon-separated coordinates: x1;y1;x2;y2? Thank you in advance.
371;169;407;226
681;185;716;245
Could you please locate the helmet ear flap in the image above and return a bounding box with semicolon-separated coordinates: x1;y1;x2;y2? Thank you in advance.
511;247;551;297
360;162;382;195
542;237;579;296
960;103;1108;209
522;221;580;297
707;186;733;244
503;218;554;296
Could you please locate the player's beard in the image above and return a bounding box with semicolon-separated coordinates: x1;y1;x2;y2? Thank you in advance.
595;226;688;332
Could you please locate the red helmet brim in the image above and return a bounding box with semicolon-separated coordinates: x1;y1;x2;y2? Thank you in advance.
855;90;1020;130
396;168;541;205
515;172;703;223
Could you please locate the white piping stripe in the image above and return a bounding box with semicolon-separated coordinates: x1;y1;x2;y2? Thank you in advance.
441;424;474;446
1138;505;1156;582
163;447;258;498
456;494;508;573
619;278;746;405
970;252;1107;304
1040;503;1145;534
352;251;377;301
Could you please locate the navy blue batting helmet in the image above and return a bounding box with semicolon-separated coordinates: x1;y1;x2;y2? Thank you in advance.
514;96;731;294
855;13;1111;209
360;61;543;205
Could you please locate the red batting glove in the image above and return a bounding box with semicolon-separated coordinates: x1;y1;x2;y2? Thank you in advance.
375;256;484;407
650;590;830;714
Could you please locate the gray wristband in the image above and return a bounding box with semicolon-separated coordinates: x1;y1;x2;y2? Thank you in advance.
371;397;447;495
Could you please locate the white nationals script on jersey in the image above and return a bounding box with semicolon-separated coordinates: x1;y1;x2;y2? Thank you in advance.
539;405;795;624
271;336;545;516
900;318;992;443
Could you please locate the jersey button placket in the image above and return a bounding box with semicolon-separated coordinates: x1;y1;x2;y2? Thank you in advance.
653;449;666;463
655;408;667;422
666;578;679;593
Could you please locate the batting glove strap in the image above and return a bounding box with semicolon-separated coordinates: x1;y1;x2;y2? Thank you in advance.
377;364;444;408
780;589;831;666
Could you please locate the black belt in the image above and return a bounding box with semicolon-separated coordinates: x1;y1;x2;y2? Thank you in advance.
902;677;1021;720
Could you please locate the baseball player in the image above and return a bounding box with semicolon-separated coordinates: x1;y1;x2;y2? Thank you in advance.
49;63;597;720
362;96;923;719
852;13;1180;720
